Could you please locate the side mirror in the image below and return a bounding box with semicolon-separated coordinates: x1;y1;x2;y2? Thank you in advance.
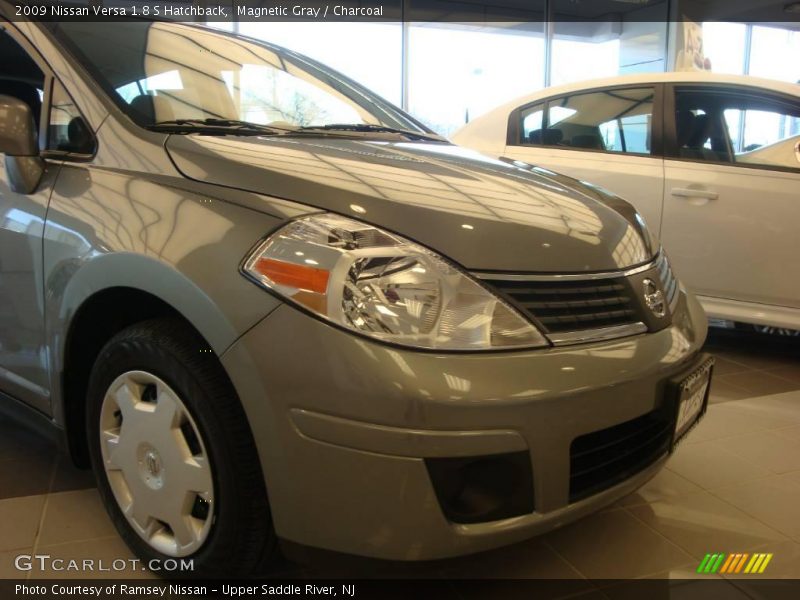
0;94;44;194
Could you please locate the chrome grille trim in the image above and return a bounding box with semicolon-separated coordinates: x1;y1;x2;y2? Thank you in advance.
548;322;647;346
472;257;659;282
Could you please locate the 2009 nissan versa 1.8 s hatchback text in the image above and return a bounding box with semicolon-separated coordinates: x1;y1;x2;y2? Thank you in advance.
0;14;713;576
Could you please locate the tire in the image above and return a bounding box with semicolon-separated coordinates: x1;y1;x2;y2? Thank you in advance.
86;318;277;577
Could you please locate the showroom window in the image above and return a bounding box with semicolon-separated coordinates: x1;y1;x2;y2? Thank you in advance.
238;22;403;106
673;88;800;169
518;87;654;154
408;23;545;137
701;22;747;75
550;25;621;86
702;23;799;84
748;25;800;84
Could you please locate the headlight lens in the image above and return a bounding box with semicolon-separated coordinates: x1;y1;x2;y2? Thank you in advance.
243;214;548;350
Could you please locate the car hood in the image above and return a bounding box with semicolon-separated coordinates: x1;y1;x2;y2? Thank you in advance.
165;135;654;273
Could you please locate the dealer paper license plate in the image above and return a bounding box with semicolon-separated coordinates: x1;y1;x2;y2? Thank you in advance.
673;358;714;446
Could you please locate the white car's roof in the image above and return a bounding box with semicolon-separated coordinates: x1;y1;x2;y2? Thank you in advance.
452;72;800;149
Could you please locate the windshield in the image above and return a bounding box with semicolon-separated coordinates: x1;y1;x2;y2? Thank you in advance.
49;21;429;134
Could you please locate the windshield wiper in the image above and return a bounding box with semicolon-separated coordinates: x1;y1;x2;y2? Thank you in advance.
293;123;446;142
147;118;289;136
147;119;446;142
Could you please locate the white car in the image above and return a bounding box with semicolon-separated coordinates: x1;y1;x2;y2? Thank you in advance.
453;73;800;332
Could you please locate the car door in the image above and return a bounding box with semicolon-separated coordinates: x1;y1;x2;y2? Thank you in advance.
0;26;61;412
660;84;800;327
502;84;666;235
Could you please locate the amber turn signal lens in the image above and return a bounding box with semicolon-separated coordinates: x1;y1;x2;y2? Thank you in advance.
253;258;330;294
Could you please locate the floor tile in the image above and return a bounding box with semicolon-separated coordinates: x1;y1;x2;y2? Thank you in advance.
708;336;800;371
708;356;752;377
0;547;31;579
626;492;787;559
775;425;800;442
0;452;54;500
0;495;45;552
0;418;54;463
33;536;158;579
49;455;97;495
440;539;591;599
679;403;791;445
711;475;800;541
764;365;800;386
723;391;800;425
713;431;800;474
708;380;753;404
300;554;443;580
636;563;724;579
544;509;693;579
615;468;704;508
666;440;773;490
715;371;800;398
440;537;585;579
36;489;116;547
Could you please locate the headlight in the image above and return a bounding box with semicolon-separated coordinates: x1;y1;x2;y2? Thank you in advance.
243;214;549;350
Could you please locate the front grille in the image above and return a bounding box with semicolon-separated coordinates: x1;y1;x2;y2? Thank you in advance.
569;410;672;502
483;277;638;334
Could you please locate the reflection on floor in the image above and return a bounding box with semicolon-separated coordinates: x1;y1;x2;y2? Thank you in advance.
1;328;799;593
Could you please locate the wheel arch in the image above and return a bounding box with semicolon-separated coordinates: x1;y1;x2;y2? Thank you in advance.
50;253;258;467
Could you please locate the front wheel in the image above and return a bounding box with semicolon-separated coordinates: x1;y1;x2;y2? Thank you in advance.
86;318;277;576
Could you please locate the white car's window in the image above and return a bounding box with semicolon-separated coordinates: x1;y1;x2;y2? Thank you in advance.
725;108;800;169
518;87;655;155
674;88;800;170
522;104;544;139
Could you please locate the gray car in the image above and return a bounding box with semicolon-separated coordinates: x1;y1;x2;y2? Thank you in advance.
0;15;712;576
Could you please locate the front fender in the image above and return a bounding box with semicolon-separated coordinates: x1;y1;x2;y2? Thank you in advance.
43;163;289;425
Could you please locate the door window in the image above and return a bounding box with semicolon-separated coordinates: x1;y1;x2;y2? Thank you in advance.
518;87;655;155
673;88;800;169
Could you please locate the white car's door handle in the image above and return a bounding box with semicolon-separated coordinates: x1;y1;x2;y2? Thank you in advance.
671;187;719;200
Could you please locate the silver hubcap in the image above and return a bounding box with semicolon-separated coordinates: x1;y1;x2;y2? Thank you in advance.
100;371;214;557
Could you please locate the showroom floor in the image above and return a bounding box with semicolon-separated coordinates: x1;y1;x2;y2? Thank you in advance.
1;329;799;591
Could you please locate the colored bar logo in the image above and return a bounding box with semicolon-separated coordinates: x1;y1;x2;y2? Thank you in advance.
697;552;773;574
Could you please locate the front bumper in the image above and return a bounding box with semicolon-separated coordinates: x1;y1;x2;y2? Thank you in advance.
221;285;708;560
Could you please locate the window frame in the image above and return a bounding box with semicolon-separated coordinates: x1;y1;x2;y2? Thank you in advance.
1;20;97;163
507;83;665;159
663;82;800;174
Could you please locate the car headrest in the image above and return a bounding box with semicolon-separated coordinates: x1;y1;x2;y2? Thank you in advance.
129;94;175;124
571;134;605;150
528;128;563;146
688;114;712;148
675;110;696;147
66;117;94;154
